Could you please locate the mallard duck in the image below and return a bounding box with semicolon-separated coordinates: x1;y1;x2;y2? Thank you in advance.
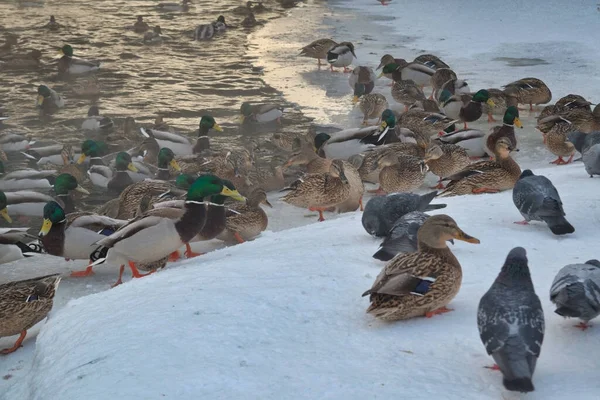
480;88;518;123
218;188;271;243
554;94;592;111
0;228;44;264
0;132;34;153
108;179;186;219
213;15;227;32
58;45;100;75
25;144;85;182
0;49;42;69
409;100;441;113
362;214;479;321
391;79;426;111
154;147;181;180
0;274;62;354
143;26;163;44
158;0;191;11
438;137;521;197
90;175;245;285
246;162;285;192
140;115;223;156
240;12;258;28
326;42;356;73
81;106;114;131
76;139;108;166
429;68;457;99
232;1;253;15
502;77;552;111
440;89;495;129
133;16;150;33
543;106;600;134
358;94;388;125
194;23;216;40
376;54;404;80
349;66;376;103
88;152;138;192
372;152;428;195
396;109;456;139
49;173;90;213
485;106;523;155
437;128;487;158
281;160;350;221
43;15;61;30
299;38;337;67
379;61;435;89
437;78;470;99
240;102;284;124
36;85;64;112
0;162;56;191
72;76;101;97
538;116;576;165
413;54;450;70
423;142;470;189
38;202;128;270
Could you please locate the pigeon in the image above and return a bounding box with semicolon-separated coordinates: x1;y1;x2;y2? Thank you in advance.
512;169;574;235
372;211;429;261
549;259;600;330
477;247;545;393
362;191;446;237
583;143;600;177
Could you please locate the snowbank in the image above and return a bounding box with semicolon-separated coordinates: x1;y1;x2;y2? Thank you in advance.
5;163;600;399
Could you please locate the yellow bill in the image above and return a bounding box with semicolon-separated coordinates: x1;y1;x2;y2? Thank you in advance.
127;163;138;172
239;115;246;124
352;96;359;104
1;208;12;224
486;99;496;107
170;159;182;171
76;154;87;164
37;95;45;107
220;186;245;202
213;123;223;132
452;229;480;244
39;218;52;237
380;121;388;130
376;72;384;79
75;185;90;195
514;117;523;128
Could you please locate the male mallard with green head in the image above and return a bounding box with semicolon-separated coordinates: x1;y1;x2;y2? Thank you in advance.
485;106;523;156
440;89;495;129
36;85;64;113
58;44;100;75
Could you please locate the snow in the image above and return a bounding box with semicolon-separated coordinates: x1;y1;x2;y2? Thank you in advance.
3;162;600;399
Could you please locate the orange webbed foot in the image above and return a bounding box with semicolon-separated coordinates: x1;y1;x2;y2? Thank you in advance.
70;265;94;278
168;251;181;262
111;265;125;288
367;187;386;196
0;331;27;355
233;232;246;243
128;261;155;278
184;243;204;258
484;364;500;371
513;220;529;225
575;322;591;331
425;306;454;318
472;187;500;194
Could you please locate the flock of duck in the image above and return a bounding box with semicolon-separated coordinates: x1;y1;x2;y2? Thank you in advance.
2;6;600;395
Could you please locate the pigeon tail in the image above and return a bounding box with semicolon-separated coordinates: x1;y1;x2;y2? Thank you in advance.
503;377;534;393
417;191;440;211
424;203;446;211
373;236;416;261
554;305;582;319
542;215;574;235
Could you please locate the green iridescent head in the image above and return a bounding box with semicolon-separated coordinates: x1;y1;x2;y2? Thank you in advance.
115;152;137;172
314;133;331;151
503;106;522;128
38;85;52;98
61;44;74;57
381;63;399;74
175;173;196;190
199;115;223;134
472;89;490;103
54;173;89;196
240;102;253;117
43;201;66;223
186;175;245;203
380;109;396;129
157;147;178;169
211;179;236;204
80;140;100;158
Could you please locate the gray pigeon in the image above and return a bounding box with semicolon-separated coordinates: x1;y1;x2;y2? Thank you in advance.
372;211;429;261
362;191;446;237
477;247;545;393
549;259;600;330
512;169;574;235
567;130;587;154
583;143;600;177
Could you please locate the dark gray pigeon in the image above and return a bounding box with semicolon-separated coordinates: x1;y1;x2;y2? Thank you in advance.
567;130;587;154
477;247;545;393
512;169;574;235
550;259;600;330
583;143;600;177
362;191;446;237
372;211;429;261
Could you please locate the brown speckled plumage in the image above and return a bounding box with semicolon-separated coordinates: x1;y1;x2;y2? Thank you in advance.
218;189;270;243
424;143;470;180
377;153;428;194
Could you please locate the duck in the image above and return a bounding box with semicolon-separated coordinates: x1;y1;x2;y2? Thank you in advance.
87;151;138;192
0;132;33;153
437;78;470;99
240;102;284;124
555;94;593;111
391;79;426;111
0;49;42;69
217;188;271;243
362;214;479;321
158;0;191;12
36;85;65;113
379;61;435;89
143;26;163;44
358;94;388;125
0;228;44;264
0;274;62;354
72;76;101;97
246;162;285;192
481;88;518;123
299;38;337;68
89;175;245;286
544;105;600;134
76;139;108;166
140;115;223;156
538;116;576;165
281;160;350;221
213;15;227;33
439;89;495;129
423;142;471;189
437;128;487;158
326;42;356;73
371;152;429;195
149;147;180;180
438;137;521;197
251;1;267;12
23;144;84;181
194;23;216;40
349;66;376;102
58;44;100;75
43;15;61;30
0;161;57;191
49;173;90;213
240;12;258;28
413;54;450;70
502;77;552;111
133;16;150;33
109;179;188;220
485;106;523;155
430;68;457;99
409;100;441;113
81;105;114;131
376;54;405;78
396;109;457;139
232;1;253;15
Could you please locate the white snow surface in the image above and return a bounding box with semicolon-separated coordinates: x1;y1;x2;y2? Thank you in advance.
3;163;600;399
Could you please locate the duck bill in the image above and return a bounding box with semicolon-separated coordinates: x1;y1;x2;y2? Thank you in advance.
76;154;87;164
379;121;388;130
239;115;246;124
375;62;384;70
1;208;12;223
170;159;182;171
376;72;384;79
514;117;523;129
75;185;90;195
486;99;496;107
220;187;245;202
352;96;359;104
263;199;273;208
452;229;480;244
37;95;45;107
213;123;223;132
127;163;139;172
39;219;52;237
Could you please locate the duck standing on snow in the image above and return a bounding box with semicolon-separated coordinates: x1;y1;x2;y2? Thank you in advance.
485;106;522;154
550;260;600;330
391;79;426;111
0;228;44;264
217;188;271;243
372;211;430;261
512;169;574;235
423;142;471;189
503;77;552;112
326;42;356;73
379;60;435;89
58;44;100;75
537;116;576;165
358;94;388;126
299;38;337;68
240;102;284;124
0;274;61;355
477;247;544;394
363;215;479;321
440;89;495;129
349;66;376;102
361;190;445;237
437;128;487;158
36;85;64;113
372;152;429;195
81;105;114;131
